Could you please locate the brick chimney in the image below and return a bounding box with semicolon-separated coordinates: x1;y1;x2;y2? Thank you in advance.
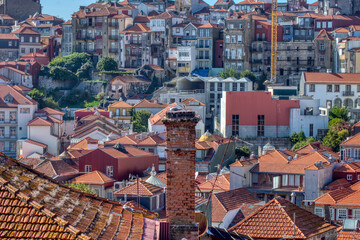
163;109;199;240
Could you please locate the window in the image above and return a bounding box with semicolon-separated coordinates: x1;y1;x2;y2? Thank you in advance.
232;114;239;136
231;35;236;43
0;112;4;122
347;174;353;180
320;43;325;50
317;22;321;28
338;209;347;220
315;208;324;217
229;24;234;29
106;166;113;177
309;84;315;92
122;109;126;116
289;175;295;186
21;48;25;54
237;35;242;42
0;127;4;138
10;127;16;138
10;142;15;152
354;209;360;219
330;208;334;220
335;85;340;92
309;124;313;137
252;173;258;184
282;175;288;186
21;37;24;42
85;165;92;172
320;55;325;62
357;85;360;92
257;115;265;136
30;48;34;53
322;21;326;28
232;83;238;91
0;142;4;151
328;21;332;28
176;28;180;33
8;41;12;47
295;175;300;186
10;112;16;122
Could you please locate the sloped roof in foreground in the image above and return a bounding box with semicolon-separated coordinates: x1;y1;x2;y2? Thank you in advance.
0;153;157;239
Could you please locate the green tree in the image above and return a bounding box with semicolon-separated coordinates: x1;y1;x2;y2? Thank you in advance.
28;88;45;107
322;129;349;152
329;106;349;122
49;52;91;73
219;68;241;79
290;131;306;144
76;61;92;79
96;56;118;72
240;70;256;82
28;88;60;109
49;66;77;82
66;182;95;195
291;137;316;151
133;110;151;132
235;146;251;159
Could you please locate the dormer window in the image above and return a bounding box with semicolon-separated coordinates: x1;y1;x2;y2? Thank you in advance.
4;93;13;103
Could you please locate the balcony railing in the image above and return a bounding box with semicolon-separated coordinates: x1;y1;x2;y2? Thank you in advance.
109;48;119;53
1;148;16;153
197;56;210;59
0;120;17;124
0;134;17;139
109;22;119;27
252;59;263;64
86;35;96;40
343;91;354;96
130;40;141;45
109;35;119;40
178;67;190;72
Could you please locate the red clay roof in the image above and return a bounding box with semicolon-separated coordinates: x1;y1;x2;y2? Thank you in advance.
0;33;18;40
120;23;150;34
181;98;205;106
34;159;78;179
0;85;37;107
341;132;360;147
304;73;360;84
74;171;115;185
25;139;47;148
212;188;261;223
133;99;168;108
198;23;223;29
338;231;360;240
36;107;65;116
13;85;31;92
0;152;157;239
197;173;230;192
349;181;360;191
334;162;360;173
109;100;132;108
324;178;352;191
229;197;336;238
27;117;52;126
12;27;40;35
149;103;176;125
114;179;163;196
315;188;353;205
315;29;334;41
68;137;100;150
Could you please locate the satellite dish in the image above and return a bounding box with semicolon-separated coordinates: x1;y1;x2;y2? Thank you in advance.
195;212;208;237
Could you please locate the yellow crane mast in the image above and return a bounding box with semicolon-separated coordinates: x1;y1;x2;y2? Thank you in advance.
270;0;278;83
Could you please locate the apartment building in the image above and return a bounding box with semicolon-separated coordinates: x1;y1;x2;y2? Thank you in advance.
314;29;334;72
0;85;38;158
72;2;134;63
26;13;64;37
223;13;250;71
0;14;16;34
12;27;41;55
61;20;72;56
119;23;151;68
0;33;18;61
196;23;222;72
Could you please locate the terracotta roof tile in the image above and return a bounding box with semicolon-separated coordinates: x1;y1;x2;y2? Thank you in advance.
315;29;334;41
341;133;360;147
181;98;205;106
324;178;352;191
12;27;40;35
120;23;150;34
149;103;176;125
334;162;360;173
133;99;168;108
338;231;360;240
36;107;65;116
314;188;353;205
106;134;140;145
212;188;262;223
75;171;115;185
27;117;52;126
25;139;47;148
34;159;78;178
0;152;158;239
304;73;360;84
109;100;133;108
229;197;337;238
114;179;163;196
198;23;223;29
0;33;18;40
0;85;37;107
197;173;230;192
349;181;360;191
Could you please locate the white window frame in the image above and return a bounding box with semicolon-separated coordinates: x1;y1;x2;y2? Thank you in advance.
330;208;334;220
354;209;360;219
347;174;353;181
337;209;347;220
315;207;324;217
85;165;92;173
106;166;114;177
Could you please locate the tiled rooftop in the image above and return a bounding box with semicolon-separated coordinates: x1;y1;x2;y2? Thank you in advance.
0;153;157;239
229;197;336;238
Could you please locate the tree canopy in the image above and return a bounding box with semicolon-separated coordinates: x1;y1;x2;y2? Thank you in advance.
329;106;349;122
96;57;118;72
133;110;151;133
28;88;60;110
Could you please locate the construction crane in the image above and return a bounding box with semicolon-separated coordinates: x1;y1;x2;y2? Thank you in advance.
270;0;278;83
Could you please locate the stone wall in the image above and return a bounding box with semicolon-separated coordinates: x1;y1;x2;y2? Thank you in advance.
75;81;104;95
0;0;41;21
38;76;76;90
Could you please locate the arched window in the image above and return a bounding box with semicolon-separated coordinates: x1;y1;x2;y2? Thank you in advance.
355;98;360;108
334;98;342;107
344;98;354;109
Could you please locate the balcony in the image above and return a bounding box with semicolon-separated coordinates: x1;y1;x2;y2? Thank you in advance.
198;45;210;49
251;48;263;52
130;40;142;45
343;91;355;96
0;134;17;139
77;35;87;40
109;22;119;27
109;35;119;40
86;35;96;40
109;48;119;53
178;67;190;72
0;120;17;125
197;56;210;60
